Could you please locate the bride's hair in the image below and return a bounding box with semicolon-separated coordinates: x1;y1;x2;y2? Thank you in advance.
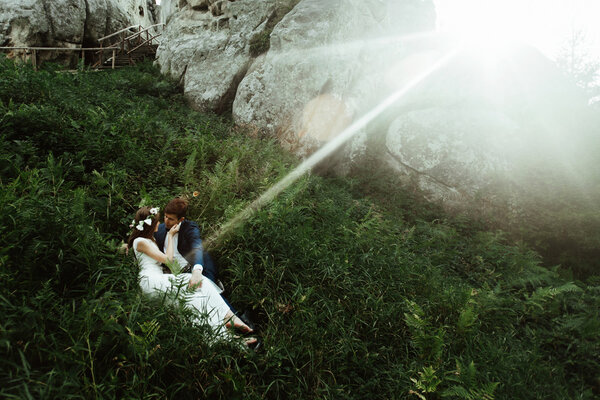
127;206;160;249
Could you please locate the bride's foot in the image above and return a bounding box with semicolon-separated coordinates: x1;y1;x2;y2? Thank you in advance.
225;315;254;334
235;335;261;351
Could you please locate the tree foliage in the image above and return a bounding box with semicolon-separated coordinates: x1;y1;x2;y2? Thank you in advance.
555;28;600;98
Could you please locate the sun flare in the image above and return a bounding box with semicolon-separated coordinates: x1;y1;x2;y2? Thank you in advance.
436;0;600;62
434;0;578;60
435;0;536;59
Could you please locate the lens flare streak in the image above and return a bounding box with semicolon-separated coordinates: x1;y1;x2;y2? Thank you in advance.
205;46;462;248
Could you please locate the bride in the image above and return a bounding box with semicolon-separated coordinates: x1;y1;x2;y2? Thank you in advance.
127;206;256;346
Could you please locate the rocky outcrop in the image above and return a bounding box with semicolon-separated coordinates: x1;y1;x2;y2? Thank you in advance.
12;0;590;223
378;43;600;220
155;0;298;113
385;108;523;202
232;0;436;171
227;0;598;214
0;0;158;48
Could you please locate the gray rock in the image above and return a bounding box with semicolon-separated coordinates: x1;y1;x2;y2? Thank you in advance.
385;108;524;203
38;0;87;45
0;0;49;46
157;0;179;25
230;0;598;219
380;43;600;217
156;0;290;113
232;0;435;171
0;0;158;48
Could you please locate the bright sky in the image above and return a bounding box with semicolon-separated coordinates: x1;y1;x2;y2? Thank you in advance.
434;0;600;61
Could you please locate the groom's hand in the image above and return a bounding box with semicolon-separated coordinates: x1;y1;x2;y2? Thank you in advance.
189;270;203;290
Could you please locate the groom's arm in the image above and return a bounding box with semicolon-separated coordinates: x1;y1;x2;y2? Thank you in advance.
187;222;204;266
183;221;218;282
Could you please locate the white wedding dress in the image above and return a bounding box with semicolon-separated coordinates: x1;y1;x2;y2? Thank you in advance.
133;237;230;334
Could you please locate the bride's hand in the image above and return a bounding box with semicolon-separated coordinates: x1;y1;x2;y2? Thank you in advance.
169;222;182;236
189;270;203;290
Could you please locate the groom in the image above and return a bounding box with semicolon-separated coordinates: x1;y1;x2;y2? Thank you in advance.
154;197;219;286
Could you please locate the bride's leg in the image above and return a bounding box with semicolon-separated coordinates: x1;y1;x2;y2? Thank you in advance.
185;279;256;343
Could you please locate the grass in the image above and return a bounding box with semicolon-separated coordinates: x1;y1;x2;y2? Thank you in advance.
0;57;598;399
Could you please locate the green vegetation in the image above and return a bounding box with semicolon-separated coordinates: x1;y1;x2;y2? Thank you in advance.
0;57;599;399
249;0;301;57
249;29;272;57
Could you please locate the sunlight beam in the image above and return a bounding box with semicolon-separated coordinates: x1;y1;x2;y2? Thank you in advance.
265;30;441;64
204;46;462;248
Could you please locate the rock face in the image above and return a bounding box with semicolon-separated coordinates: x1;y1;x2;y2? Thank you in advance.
385;108;523;202
232;0;436;169
0;0;158;48
157;0;178;25
378;44;599;212
155;0;301;113
226;0;597;215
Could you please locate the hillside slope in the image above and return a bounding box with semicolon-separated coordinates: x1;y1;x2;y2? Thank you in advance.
0;58;598;399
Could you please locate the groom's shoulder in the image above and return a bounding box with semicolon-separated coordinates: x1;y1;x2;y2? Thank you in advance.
183;219;199;229
182;219;201;234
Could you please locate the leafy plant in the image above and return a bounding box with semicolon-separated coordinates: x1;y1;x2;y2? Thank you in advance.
442;361;499;400
410;366;443;399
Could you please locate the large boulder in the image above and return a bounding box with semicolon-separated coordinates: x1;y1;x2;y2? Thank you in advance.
230;0;598;213
155;0;305;113
232;0;436;168
385;108;524;203
379;44;600;208
0;0;158;48
380;44;600;273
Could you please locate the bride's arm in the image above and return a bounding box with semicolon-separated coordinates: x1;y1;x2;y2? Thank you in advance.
136;240;170;263
137;224;180;264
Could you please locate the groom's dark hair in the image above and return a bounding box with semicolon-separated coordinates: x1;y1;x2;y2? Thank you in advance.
165;198;188;219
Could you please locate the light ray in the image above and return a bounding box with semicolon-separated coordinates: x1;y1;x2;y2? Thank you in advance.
204;46;462;248
267;30;441;61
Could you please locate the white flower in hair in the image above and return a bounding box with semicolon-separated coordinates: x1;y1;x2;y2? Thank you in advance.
130;207;159;231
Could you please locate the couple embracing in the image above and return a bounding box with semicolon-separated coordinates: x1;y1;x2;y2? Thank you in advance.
127;197;258;347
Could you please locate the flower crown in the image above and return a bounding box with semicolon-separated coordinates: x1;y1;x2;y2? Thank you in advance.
130;207;160;231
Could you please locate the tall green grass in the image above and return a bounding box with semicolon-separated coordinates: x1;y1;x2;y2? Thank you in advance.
0;57;598;399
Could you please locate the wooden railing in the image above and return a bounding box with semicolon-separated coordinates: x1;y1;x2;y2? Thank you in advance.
0;46;119;70
0;23;164;70
95;23;164;68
